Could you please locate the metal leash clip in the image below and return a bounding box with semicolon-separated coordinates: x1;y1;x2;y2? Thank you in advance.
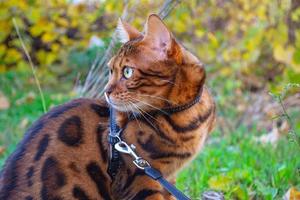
115;141;150;170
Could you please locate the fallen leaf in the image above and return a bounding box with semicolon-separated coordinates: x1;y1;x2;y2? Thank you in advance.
0;146;5;155
20;118;29;129
0;92;10;110
283;187;300;200
202;191;224;200
255;120;290;144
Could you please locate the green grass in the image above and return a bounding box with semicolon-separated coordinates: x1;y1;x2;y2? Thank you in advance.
177;128;300;199
0;72;70;166
1;71;299;199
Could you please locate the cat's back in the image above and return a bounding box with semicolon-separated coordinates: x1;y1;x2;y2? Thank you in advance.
0;98;112;200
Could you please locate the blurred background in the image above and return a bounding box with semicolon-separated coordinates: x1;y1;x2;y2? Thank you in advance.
0;0;299;199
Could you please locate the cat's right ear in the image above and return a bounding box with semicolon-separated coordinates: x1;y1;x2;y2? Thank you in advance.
116;18;142;43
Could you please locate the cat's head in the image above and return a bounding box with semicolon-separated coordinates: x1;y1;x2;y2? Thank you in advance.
105;14;205;113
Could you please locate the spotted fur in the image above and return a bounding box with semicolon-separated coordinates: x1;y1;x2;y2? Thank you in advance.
0;14;216;200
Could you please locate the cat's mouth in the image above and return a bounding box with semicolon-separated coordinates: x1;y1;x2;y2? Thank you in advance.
104;92;141;113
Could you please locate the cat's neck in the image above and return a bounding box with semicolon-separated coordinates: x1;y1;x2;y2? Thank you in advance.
167;62;205;107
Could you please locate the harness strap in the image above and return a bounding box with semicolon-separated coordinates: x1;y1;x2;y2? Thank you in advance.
107;107;122;178
161;86;203;115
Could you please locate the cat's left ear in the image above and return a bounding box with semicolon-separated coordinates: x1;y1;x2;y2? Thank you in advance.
143;14;182;64
116;18;142;43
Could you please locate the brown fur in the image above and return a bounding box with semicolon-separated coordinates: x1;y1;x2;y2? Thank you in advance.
0;14;216;200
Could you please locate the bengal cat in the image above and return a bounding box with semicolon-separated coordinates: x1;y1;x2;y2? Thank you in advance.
0;14;216;200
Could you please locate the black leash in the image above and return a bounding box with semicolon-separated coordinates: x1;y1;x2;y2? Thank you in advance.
145;167;191;200
112;130;191;200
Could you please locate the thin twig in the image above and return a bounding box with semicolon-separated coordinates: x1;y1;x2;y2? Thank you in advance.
13;18;47;113
278;95;300;147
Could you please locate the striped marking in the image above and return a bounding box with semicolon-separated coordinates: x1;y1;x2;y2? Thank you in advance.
164;106;213;133
0;120;44;200
26;166;34;187
132;189;161;200
48;101;81;119
73;186;91;200
96;125;108;162
34;134;50;161
138;118;175;144
137;136;191;160
86;161;111;200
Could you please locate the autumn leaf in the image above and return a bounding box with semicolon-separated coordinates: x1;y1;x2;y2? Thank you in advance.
283;187;300;200
0;92;10;110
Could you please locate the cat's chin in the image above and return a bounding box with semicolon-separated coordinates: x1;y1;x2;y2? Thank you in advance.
109;101;147;114
110;104;129;112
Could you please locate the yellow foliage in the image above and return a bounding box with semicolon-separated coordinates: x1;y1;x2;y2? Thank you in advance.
0;44;7;58
4;49;22;64
273;45;294;64
0;0;299;88
42;32;58;43
0;0;118;71
208;174;234;191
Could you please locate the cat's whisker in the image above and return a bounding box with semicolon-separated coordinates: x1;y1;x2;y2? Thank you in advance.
129;101;159;133
124;104;131;120
128;101;143;132
127;91;177;105
131;102;161;124
131;98;169;116
137;94;177;105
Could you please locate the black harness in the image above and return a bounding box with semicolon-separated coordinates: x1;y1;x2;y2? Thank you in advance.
107;88;203;200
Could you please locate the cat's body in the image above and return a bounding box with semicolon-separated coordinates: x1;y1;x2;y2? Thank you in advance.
0;14;216;200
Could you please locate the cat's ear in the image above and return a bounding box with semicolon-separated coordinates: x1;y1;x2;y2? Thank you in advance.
143;14;182;64
116;18;142;43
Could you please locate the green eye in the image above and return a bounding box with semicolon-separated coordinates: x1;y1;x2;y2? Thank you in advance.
123;66;134;79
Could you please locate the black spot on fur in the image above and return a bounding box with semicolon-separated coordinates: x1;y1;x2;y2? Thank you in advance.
69;162;81;173
90;104;109;117
25;196;33;200
86;161;111;200
73;186;91;200
96;125;108;162
26;166;34;187
132;189;160;200
138;131;145;136
58;116;83;146
122;168;144;190
34;134;50;161
0;120;44;200
41;156;66;200
48;101;81;119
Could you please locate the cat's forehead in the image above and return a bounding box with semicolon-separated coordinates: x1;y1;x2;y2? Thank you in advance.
118;39;141;56
108;43;142;67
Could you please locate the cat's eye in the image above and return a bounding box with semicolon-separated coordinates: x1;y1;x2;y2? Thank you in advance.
123;66;134;79
109;69;113;76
